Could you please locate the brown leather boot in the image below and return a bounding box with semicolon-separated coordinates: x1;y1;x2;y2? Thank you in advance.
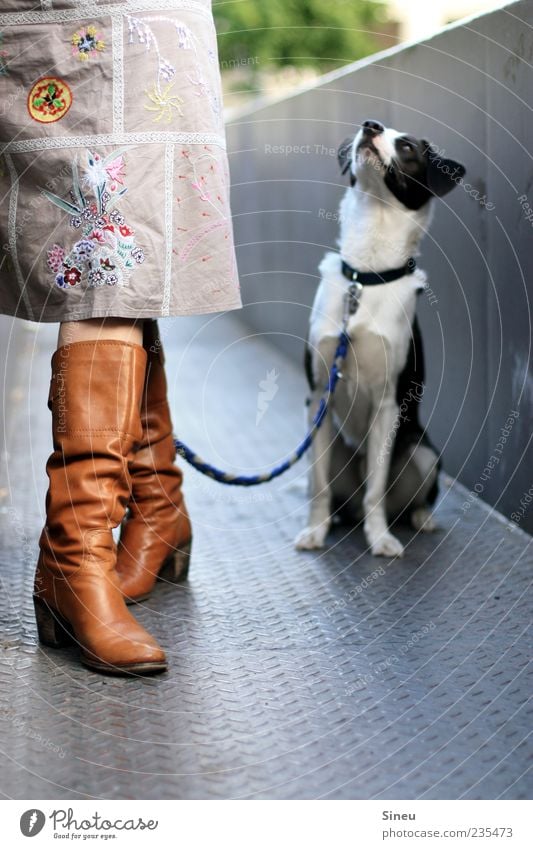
116;321;192;604
33;340;167;675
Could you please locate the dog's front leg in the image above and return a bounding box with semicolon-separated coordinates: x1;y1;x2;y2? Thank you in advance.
294;390;335;550
364;399;405;558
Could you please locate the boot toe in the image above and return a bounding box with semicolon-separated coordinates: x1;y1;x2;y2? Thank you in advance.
82;634;167;674
74;611;167;673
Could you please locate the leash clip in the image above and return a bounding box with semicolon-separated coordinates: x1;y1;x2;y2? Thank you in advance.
345;281;363;320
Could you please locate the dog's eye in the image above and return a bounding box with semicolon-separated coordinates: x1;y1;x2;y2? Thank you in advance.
400;142;413;152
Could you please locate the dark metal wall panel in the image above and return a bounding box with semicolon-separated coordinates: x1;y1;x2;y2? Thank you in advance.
227;0;533;533
384;26;493;489
482;8;533;525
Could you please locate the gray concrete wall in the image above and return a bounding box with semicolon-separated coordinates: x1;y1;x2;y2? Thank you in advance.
226;0;533;534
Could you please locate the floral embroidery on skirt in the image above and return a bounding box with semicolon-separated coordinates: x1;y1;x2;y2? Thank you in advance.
71;25;105;62
44;150;145;290
0;0;242;322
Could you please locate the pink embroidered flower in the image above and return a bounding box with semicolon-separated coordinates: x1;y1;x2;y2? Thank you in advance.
191;180;211;202
119;224;133;238
47;244;65;273
105;156;126;192
87;229;106;244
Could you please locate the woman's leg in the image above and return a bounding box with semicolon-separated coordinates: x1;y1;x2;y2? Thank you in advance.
58;317;143;347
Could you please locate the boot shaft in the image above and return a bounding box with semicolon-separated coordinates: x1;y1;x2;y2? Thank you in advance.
141;321;173;447
40;340;148;576
49;340;147;448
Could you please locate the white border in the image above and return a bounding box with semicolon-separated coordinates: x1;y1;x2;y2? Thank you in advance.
161;141;174;315
0;1;212;26
111;12;124;134
1;131;226;154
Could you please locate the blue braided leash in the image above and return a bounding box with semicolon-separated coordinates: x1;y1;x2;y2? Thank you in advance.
174;283;363;486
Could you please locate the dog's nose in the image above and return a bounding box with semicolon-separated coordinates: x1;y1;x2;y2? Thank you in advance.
362;120;385;136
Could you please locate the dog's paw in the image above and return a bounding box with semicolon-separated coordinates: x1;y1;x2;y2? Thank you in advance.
369;532;404;558
411;508;437;533
294;522;330;550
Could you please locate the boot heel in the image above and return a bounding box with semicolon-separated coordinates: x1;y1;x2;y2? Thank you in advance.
33;596;75;648
158;538;192;584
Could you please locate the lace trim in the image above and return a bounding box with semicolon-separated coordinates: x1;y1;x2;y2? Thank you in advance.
162;142;174;315
0;1;212;26
112;13;124;133
1;132;226;155
4;153;34;320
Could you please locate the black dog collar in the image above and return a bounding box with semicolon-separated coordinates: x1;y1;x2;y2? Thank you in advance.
341;256;417;285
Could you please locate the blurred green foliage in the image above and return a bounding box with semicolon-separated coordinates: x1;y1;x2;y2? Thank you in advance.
213;0;387;71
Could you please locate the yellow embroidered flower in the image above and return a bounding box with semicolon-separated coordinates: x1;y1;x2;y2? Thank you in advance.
144;82;184;124
70;26;105;61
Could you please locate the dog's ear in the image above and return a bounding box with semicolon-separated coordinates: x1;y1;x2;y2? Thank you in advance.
338;137;356;186
423;140;466;198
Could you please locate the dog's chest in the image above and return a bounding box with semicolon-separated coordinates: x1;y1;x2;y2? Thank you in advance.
325;281;417;444
345;282;418;387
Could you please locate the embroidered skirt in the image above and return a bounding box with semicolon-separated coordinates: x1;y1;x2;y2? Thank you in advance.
0;0;242;322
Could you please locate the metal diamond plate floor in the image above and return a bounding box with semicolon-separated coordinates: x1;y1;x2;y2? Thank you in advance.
0;314;531;800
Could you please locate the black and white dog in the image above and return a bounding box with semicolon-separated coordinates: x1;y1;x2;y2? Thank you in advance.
295;120;465;557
